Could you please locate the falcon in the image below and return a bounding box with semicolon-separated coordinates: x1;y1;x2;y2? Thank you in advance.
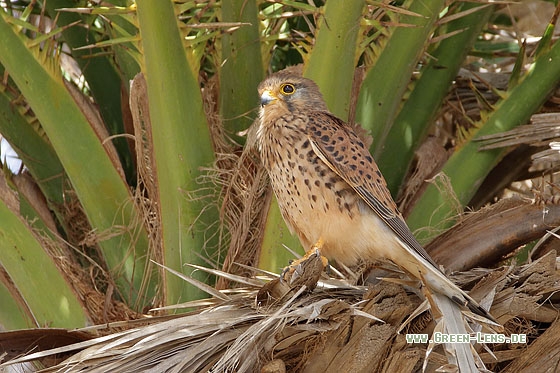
255;69;495;324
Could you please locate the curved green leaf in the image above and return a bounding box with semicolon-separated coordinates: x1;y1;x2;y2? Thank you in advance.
305;0;365;121
408;39;560;240
136;0;219;305
355;0;446;157
0;9;154;308
0;186;88;328
378;3;495;195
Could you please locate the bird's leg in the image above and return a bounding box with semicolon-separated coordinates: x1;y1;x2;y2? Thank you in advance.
281;239;329;286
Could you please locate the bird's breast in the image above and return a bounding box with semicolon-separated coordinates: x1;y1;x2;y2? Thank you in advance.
257;116;363;259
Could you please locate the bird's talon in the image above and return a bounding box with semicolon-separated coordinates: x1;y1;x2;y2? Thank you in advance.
280;246;329;286
280;266;292;283
325;262;332;276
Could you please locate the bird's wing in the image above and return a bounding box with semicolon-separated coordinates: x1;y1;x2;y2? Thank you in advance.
307;111;442;271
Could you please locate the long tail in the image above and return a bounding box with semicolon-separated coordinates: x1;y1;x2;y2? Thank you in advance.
395;237;497;323
427;292;484;372
422;261;498;324
394;238;499;371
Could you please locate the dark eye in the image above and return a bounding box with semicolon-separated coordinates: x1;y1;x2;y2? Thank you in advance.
280;83;296;95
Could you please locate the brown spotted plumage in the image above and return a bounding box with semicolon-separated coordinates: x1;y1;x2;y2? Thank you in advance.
255;70;496;322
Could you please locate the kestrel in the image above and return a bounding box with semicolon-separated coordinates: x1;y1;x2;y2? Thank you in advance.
255;70;495;322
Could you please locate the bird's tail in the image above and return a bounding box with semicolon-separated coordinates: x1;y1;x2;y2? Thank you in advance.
426;292;485;372
394;238;500;371
393;235;497;323
421;262;498;324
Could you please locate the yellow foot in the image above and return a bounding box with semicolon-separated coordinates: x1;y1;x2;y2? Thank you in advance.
281;240;329;289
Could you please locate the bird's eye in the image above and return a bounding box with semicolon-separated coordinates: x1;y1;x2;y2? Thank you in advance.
280;83;296;95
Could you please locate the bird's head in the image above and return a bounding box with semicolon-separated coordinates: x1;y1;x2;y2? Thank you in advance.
257;73;328;116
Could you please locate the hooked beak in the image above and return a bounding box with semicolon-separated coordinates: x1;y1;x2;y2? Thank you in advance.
260;90;277;107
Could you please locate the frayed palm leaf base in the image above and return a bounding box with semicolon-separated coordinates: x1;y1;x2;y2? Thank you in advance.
3;251;560;372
